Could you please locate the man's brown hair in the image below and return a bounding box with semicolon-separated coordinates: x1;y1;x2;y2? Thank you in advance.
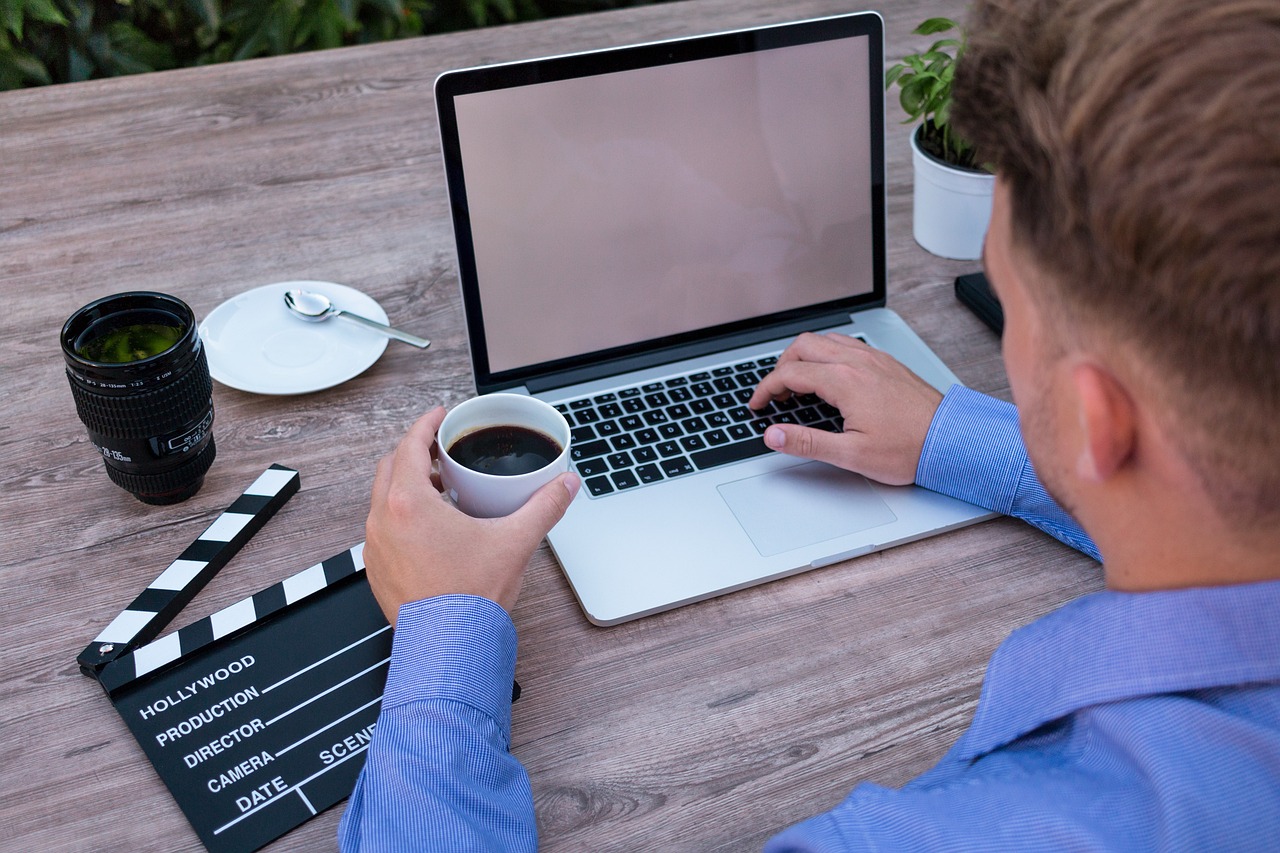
952;0;1280;523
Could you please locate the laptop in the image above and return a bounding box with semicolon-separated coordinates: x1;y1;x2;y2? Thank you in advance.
434;12;995;625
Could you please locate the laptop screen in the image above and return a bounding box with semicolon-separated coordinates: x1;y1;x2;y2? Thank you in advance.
436;14;885;389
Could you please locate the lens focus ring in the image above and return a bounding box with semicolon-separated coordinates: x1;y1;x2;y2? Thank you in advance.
105;436;217;503
67;347;214;439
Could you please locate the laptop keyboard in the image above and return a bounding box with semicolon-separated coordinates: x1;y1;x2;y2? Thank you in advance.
553;353;845;497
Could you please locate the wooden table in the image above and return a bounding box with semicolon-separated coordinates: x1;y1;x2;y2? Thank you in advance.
0;1;1102;849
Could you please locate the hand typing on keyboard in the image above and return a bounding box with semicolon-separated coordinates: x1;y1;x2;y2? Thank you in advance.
747;332;943;486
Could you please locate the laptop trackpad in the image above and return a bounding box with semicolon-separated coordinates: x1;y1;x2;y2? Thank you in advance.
717;462;897;557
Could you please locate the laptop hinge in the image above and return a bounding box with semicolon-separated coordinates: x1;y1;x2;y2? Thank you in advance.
523;310;855;394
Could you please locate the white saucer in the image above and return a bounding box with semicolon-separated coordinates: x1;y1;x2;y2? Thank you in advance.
200;281;390;395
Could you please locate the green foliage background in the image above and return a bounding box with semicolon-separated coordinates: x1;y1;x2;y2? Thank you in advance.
0;0;667;90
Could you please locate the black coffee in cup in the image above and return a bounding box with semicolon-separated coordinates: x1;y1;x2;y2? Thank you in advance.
448;425;562;476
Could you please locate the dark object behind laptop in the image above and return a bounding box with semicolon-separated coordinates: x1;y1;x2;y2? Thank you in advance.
955;271;1004;334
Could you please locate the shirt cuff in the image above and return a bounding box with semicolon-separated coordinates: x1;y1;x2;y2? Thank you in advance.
915;384;1025;515
381;595;518;738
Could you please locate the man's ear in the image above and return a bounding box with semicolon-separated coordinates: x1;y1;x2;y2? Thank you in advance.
1070;362;1137;482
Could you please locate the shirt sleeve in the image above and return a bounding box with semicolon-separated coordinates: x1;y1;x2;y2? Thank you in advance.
914;385;1100;561
338;595;537;853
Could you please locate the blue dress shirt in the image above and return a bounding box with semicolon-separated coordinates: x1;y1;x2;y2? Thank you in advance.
339;385;1280;851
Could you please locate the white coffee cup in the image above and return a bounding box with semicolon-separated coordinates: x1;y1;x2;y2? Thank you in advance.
438;393;572;518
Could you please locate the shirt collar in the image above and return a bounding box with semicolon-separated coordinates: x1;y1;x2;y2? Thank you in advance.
954;578;1280;762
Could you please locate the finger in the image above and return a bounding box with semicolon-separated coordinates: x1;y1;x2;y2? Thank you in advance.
775;331;861;367
749;361;834;410
504;471;581;550
763;423;863;472
386;407;447;490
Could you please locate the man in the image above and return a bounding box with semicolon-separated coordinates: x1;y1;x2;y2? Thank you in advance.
340;0;1280;848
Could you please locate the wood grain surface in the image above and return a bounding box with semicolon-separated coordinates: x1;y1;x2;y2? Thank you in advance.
0;1;1102;850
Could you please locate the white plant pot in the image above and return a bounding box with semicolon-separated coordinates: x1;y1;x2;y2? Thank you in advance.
910;128;994;260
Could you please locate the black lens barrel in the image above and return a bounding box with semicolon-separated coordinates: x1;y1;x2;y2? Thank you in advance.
61;292;216;505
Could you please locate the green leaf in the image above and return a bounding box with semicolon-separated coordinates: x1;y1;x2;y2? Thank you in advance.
108;21;175;74
182;0;221;32
884;63;904;88
0;43;52;88
913;17;956;36
900;74;930;120
25;0;67;26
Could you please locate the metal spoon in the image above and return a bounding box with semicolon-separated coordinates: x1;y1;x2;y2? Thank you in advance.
283;289;430;349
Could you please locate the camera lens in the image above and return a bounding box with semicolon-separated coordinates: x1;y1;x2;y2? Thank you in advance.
61;292;216;505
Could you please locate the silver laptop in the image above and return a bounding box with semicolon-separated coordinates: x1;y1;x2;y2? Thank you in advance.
434;13;994;625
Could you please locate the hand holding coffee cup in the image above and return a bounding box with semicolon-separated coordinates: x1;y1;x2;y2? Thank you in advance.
438;394;572;518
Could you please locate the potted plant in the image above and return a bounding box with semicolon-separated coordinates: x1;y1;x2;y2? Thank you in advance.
886;17;993;260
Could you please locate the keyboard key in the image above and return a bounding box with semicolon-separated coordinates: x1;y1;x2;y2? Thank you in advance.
706;429;729;445
758;355;778;366
712;393;736;409
660;457;694;477
620;387;642;398
619;415;643;431
569;398;593;409
705;412;730;428
713;377;736;392
691;382;714;397
585;475;614;496
623;398;646;414
736;371;759;387
593;392;617;404
728;424;752;441
554;403;569;414
575;408;600;424
668;386;693;402
775;396;799;411
728;406;754;422
644;391;670;408
797;393;821;406
734;388;754;404
666;376;688;387
571;425;597;442
689;371;711;382
596;419;621;436
611;470;640;490
576;458;608;477
642;382;664;392
817;402;840;419
680;434;707;452
599;403;622;419
750;419;770;435
633;446;658;463
681;416;707;433
666;403;691;420
690;398;713;415
607;452;633;469
658;422;683;439
734;361;757;371
572;439;611;461
712;366;735;377
690;436;769;470
636;427;659;445
610;433;637;451
816;419;843;432
796;407;822;424
636;463;664;483
642;409;669;425
657;440;682;458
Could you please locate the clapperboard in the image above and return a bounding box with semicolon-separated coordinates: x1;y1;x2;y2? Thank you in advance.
78;465;395;853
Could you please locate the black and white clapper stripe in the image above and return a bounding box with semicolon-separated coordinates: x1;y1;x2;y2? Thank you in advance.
97;543;366;696
77;465;300;678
